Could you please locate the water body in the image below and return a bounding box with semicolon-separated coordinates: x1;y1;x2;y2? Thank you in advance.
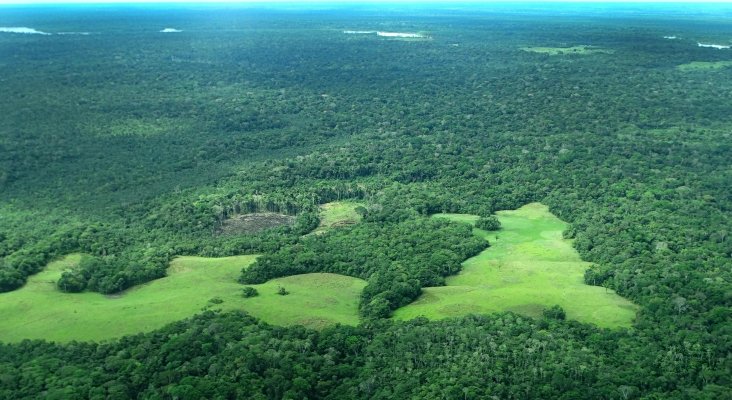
698;42;730;49
0;26;50;35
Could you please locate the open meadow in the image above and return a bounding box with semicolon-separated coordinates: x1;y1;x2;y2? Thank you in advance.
393;203;638;328
1;4;730;396
677;60;732;71
309;201;364;235
0;254;365;342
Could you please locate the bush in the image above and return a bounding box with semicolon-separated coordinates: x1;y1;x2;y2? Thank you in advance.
241;286;259;298
475;215;501;231
277;286;289;296
57;271;87;293
543;305;566;320
0;268;25;292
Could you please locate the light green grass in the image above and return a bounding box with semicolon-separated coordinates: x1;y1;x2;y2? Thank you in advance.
393;203;637;328
521;45;613;55
310;201;364;234
677;61;732;72
0;254;365;342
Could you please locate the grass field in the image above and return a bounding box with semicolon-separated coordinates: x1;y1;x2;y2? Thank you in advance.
0;254;365;342
310;201;364;234
393;203;637;328
677;61;732;72
521;45;613;55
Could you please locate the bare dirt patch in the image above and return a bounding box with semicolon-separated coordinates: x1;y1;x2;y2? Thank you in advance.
217;213;295;235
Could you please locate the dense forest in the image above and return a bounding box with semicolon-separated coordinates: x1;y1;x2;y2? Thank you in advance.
1;3;731;399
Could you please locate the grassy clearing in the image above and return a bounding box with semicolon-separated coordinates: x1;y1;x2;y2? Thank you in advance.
0;254;365;342
310;201;364;234
677;61;732;72
393;203;637;329
521;45;613;55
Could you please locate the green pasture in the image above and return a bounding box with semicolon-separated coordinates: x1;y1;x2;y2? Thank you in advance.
393;203;637;328
677;61;732;72
310;201;364;234
521;45;613;55
0;254;365;342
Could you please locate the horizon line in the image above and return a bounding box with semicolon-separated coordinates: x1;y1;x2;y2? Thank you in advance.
2;0;732;4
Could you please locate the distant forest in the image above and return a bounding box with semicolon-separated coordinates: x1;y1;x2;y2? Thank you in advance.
1;5;731;399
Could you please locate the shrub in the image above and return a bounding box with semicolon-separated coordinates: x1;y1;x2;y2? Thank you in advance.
475;215;501;231
543;305;566;320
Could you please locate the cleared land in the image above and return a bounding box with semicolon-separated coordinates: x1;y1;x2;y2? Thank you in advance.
677;61;732;71
0;254;365;342
310;201;364;234
393;203;637;328
521;45;613;55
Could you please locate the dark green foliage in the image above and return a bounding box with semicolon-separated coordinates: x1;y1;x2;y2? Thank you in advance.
0;312;358;400
0;268;23;292
241;286;258;298
292;212;321;236
583;264;615;287
57;270;86;293
543;305;567;320
277;286;289;296
240;218;486;318
0;5;731;399
475;215;501;231
0;226;86;291
3;311;729;399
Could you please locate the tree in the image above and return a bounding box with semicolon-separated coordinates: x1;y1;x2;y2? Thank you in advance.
57;271;87;293
475;216;501;231
543;305;566;320
361;294;390;319
0;268;24;292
